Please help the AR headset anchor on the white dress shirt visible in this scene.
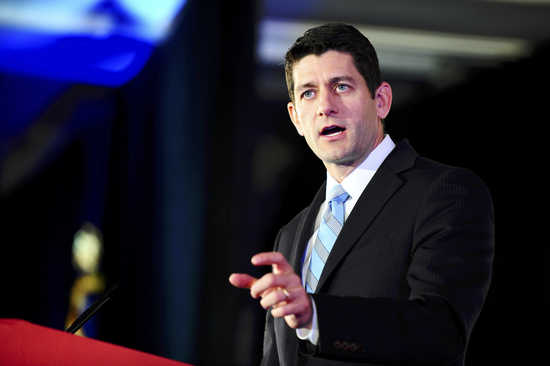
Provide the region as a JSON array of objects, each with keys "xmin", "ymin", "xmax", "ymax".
[{"xmin": 296, "ymin": 135, "xmax": 396, "ymax": 344}]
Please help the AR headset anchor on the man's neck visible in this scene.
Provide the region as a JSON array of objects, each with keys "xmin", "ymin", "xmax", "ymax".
[
  {"xmin": 325, "ymin": 134, "xmax": 385, "ymax": 183},
  {"xmin": 326, "ymin": 164, "xmax": 356, "ymax": 183}
]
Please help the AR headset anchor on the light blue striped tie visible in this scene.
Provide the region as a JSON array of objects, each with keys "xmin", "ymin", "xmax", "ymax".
[{"xmin": 306, "ymin": 185, "xmax": 350, "ymax": 293}]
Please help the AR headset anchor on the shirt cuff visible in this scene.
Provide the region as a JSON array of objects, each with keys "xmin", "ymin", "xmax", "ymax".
[{"xmin": 296, "ymin": 296, "xmax": 319, "ymax": 345}]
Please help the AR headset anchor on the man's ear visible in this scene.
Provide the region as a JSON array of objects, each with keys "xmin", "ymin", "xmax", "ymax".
[
  {"xmin": 375, "ymin": 82, "xmax": 392, "ymax": 119},
  {"xmin": 287, "ymin": 102, "xmax": 304, "ymax": 136}
]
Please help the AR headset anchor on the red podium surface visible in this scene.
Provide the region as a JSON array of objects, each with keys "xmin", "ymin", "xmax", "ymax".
[{"xmin": 0, "ymin": 318, "xmax": 193, "ymax": 366}]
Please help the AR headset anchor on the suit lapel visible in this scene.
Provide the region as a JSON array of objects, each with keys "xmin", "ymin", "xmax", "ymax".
[{"xmin": 316, "ymin": 139, "xmax": 418, "ymax": 291}]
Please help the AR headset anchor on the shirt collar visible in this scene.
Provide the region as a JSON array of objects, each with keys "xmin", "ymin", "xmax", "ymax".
[{"xmin": 326, "ymin": 135, "xmax": 396, "ymax": 201}]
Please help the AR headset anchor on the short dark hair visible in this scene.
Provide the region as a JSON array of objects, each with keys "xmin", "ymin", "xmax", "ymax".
[{"xmin": 284, "ymin": 23, "xmax": 381, "ymax": 102}]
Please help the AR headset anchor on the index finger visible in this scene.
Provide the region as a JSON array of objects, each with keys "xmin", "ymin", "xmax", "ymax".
[
  {"xmin": 251, "ymin": 252, "xmax": 293, "ymax": 273},
  {"xmin": 229, "ymin": 273, "xmax": 257, "ymax": 289}
]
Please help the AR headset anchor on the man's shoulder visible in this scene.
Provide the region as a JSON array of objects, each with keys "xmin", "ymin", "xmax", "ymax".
[
  {"xmin": 272, "ymin": 206, "xmax": 311, "ymax": 254},
  {"xmin": 409, "ymin": 154, "xmax": 488, "ymax": 189},
  {"xmin": 280, "ymin": 206, "xmax": 310, "ymax": 234},
  {"xmin": 396, "ymin": 151, "xmax": 493, "ymax": 216},
  {"xmin": 393, "ymin": 139, "xmax": 488, "ymax": 188}
]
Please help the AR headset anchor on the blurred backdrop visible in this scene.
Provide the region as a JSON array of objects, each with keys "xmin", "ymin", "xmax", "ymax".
[{"xmin": 1, "ymin": 0, "xmax": 548, "ymax": 365}]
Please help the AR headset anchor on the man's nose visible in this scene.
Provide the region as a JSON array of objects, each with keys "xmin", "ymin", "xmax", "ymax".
[{"xmin": 317, "ymin": 89, "xmax": 337, "ymax": 117}]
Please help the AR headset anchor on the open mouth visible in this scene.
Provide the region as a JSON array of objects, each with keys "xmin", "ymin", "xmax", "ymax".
[{"xmin": 320, "ymin": 125, "xmax": 346, "ymax": 136}]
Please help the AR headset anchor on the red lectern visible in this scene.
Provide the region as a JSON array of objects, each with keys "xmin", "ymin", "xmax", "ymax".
[{"xmin": 0, "ymin": 318, "xmax": 193, "ymax": 366}]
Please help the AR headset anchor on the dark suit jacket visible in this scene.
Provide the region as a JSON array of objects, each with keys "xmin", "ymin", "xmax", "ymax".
[{"xmin": 261, "ymin": 140, "xmax": 494, "ymax": 366}]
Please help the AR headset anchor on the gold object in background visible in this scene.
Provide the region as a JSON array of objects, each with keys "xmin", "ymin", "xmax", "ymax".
[{"xmin": 65, "ymin": 223, "xmax": 105, "ymax": 337}]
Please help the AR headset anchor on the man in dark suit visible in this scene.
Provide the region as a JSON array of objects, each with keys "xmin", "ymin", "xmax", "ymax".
[{"xmin": 230, "ymin": 23, "xmax": 494, "ymax": 365}]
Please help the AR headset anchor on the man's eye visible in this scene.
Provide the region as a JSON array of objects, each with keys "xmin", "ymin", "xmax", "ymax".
[
  {"xmin": 336, "ymin": 84, "xmax": 349, "ymax": 92},
  {"xmin": 302, "ymin": 90, "xmax": 315, "ymax": 99}
]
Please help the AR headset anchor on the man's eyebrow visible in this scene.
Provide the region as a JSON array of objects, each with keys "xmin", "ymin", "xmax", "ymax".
[
  {"xmin": 295, "ymin": 82, "xmax": 317, "ymax": 92},
  {"xmin": 329, "ymin": 76, "xmax": 355, "ymax": 84}
]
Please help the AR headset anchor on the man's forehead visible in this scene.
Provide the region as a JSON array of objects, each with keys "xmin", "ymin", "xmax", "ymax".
[{"xmin": 292, "ymin": 51, "xmax": 358, "ymax": 85}]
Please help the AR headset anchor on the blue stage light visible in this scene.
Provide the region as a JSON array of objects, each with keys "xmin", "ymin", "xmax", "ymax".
[{"xmin": 0, "ymin": 0, "xmax": 187, "ymax": 86}]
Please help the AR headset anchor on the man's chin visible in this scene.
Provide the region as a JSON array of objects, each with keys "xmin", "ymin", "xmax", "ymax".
[
  {"xmin": 321, "ymin": 154, "xmax": 358, "ymax": 167},
  {"xmin": 318, "ymin": 148, "xmax": 369, "ymax": 166}
]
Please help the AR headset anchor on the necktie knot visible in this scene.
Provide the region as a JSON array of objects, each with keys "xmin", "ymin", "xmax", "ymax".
[
  {"xmin": 328, "ymin": 185, "xmax": 350, "ymax": 203},
  {"xmin": 330, "ymin": 191, "xmax": 350, "ymax": 205},
  {"xmin": 328, "ymin": 185, "xmax": 349, "ymax": 222}
]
